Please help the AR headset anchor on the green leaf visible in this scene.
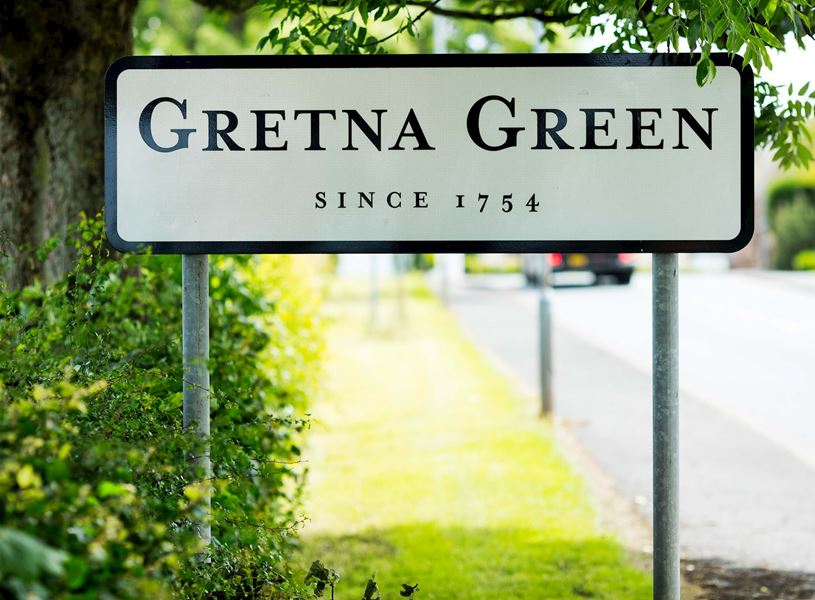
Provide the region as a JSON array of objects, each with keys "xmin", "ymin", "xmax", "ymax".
[
  {"xmin": 754, "ymin": 23, "xmax": 783, "ymax": 48},
  {"xmin": 45, "ymin": 458, "xmax": 70, "ymax": 482},
  {"xmin": 98, "ymin": 481, "xmax": 134, "ymax": 498},
  {"xmin": 712, "ymin": 18, "xmax": 728, "ymax": 40},
  {"xmin": 696, "ymin": 58, "xmax": 711, "ymax": 86},
  {"xmin": 687, "ymin": 18, "xmax": 701, "ymax": 50},
  {"xmin": 759, "ymin": 43, "xmax": 773, "ymax": 69},
  {"xmin": 64, "ymin": 556, "xmax": 90, "ymax": 590},
  {"xmin": 654, "ymin": 0, "xmax": 672, "ymax": 13},
  {"xmin": 363, "ymin": 576, "xmax": 381, "ymax": 600},
  {"xmin": 762, "ymin": 0, "xmax": 778, "ymax": 22},
  {"xmin": 785, "ymin": 3, "xmax": 799, "ymax": 34},
  {"xmin": 16, "ymin": 464, "xmax": 40, "ymax": 489},
  {"xmin": 0, "ymin": 528, "xmax": 67, "ymax": 581}
]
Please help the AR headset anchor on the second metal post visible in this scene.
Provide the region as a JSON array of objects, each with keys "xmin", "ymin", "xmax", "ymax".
[
  {"xmin": 652, "ymin": 253, "xmax": 679, "ymax": 600},
  {"xmin": 539, "ymin": 286, "xmax": 553, "ymax": 417}
]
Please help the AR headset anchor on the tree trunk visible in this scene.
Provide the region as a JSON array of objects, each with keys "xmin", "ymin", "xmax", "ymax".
[
  {"xmin": 0, "ymin": 1, "xmax": 138, "ymax": 289},
  {"xmin": 1, "ymin": 0, "xmax": 252, "ymax": 289}
]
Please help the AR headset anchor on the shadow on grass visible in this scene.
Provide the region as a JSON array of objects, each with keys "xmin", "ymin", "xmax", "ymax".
[
  {"xmin": 683, "ymin": 559, "xmax": 815, "ymax": 600},
  {"xmin": 299, "ymin": 523, "xmax": 651, "ymax": 600}
]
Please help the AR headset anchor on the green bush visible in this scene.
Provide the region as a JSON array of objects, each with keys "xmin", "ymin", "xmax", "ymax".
[
  {"xmin": 792, "ymin": 249, "xmax": 815, "ymax": 270},
  {"xmin": 771, "ymin": 197, "xmax": 815, "ymax": 269},
  {"xmin": 0, "ymin": 216, "xmax": 323, "ymax": 598}
]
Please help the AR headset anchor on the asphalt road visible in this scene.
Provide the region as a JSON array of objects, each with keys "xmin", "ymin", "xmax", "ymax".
[{"xmin": 445, "ymin": 270, "xmax": 815, "ymax": 572}]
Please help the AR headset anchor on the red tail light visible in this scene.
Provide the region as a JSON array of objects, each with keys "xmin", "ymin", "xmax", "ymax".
[
  {"xmin": 549, "ymin": 253, "xmax": 563, "ymax": 267},
  {"xmin": 617, "ymin": 253, "xmax": 636, "ymax": 264}
]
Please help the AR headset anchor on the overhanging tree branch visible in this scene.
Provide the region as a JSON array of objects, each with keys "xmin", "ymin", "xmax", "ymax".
[{"xmin": 405, "ymin": 1, "xmax": 575, "ymax": 23}]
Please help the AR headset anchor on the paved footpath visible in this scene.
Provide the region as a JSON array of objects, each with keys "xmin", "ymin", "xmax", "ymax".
[{"xmin": 445, "ymin": 272, "xmax": 815, "ymax": 573}]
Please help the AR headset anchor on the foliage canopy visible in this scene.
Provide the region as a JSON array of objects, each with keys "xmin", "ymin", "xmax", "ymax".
[{"xmin": 253, "ymin": 0, "xmax": 815, "ymax": 169}]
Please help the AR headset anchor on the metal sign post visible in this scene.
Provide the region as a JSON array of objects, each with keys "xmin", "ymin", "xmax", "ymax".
[
  {"xmin": 538, "ymin": 276, "xmax": 553, "ymax": 417},
  {"xmin": 652, "ymin": 253, "xmax": 679, "ymax": 600},
  {"xmin": 182, "ymin": 254, "xmax": 211, "ymax": 546}
]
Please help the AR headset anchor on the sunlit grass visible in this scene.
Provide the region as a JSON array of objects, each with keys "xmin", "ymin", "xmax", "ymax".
[{"xmin": 296, "ymin": 274, "xmax": 650, "ymax": 599}]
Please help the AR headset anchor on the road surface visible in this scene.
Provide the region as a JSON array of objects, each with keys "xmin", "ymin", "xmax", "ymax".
[{"xmin": 445, "ymin": 270, "xmax": 815, "ymax": 572}]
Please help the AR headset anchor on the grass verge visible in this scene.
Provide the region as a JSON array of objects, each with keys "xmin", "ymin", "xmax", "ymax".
[{"xmin": 296, "ymin": 275, "xmax": 651, "ymax": 599}]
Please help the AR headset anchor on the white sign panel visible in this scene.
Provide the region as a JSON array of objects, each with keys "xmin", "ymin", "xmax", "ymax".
[{"xmin": 104, "ymin": 54, "xmax": 752, "ymax": 253}]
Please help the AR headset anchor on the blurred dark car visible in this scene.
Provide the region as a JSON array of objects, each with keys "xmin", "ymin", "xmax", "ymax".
[{"xmin": 522, "ymin": 253, "xmax": 636, "ymax": 286}]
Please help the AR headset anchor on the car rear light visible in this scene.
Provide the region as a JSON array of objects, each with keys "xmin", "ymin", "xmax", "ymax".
[
  {"xmin": 617, "ymin": 253, "xmax": 636, "ymax": 264},
  {"xmin": 549, "ymin": 253, "xmax": 563, "ymax": 267}
]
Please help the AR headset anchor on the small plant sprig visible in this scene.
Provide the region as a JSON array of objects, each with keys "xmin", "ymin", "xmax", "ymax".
[
  {"xmin": 362, "ymin": 576, "xmax": 380, "ymax": 600},
  {"xmin": 304, "ymin": 562, "xmax": 420, "ymax": 599}
]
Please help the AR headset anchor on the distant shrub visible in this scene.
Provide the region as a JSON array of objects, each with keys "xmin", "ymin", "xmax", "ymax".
[
  {"xmin": 770, "ymin": 197, "xmax": 815, "ymax": 269},
  {"xmin": 0, "ymin": 215, "xmax": 323, "ymax": 598},
  {"xmin": 464, "ymin": 253, "xmax": 521, "ymax": 275}
]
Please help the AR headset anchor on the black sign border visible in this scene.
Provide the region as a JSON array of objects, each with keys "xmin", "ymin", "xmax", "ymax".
[{"xmin": 105, "ymin": 53, "xmax": 754, "ymax": 254}]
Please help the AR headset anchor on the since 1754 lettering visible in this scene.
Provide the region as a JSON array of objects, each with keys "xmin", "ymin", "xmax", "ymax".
[{"xmin": 313, "ymin": 191, "xmax": 540, "ymax": 213}]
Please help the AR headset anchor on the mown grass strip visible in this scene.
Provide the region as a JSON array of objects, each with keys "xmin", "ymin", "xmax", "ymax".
[{"xmin": 297, "ymin": 276, "xmax": 651, "ymax": 599}]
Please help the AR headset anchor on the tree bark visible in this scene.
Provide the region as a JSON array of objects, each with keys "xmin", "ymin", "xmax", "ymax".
[{"xmin": 0, "ymin": 1, "xmax": 138, "ymax": 288}]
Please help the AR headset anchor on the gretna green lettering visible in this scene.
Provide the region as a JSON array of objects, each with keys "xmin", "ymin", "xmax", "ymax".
[{"xmin": 139, "ymin": 95, "xmax": 718, "ymax": 153}]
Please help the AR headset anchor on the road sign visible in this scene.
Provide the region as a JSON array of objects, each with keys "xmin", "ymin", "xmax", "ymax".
[{"xmin": 105, "ymin": 53, "xmax": 753, "ymax": 254}]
